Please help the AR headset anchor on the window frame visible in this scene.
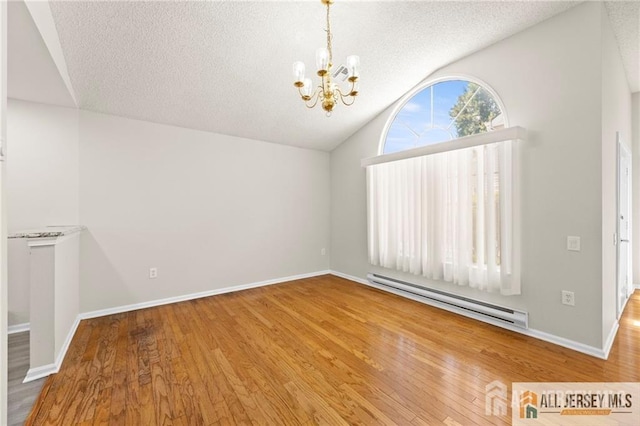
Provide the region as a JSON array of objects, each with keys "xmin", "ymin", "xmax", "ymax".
[
  {"xmin": 367, "ymin": 75, "xmax": 521, "ymax": 294},
  {"xmin": 378, "ymin": 75, "xmax": 509, "ymax": 156}
]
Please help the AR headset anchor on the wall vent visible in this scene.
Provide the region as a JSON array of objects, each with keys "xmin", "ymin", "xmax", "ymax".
[{"xmin": 367, "ymin": 273, "xmax": 528, "ymax": 329}]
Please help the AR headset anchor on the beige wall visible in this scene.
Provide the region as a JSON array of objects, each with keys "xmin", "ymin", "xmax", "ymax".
[
  {"xmin": 26, "ymin": 234, "xmax": 80, "ymax": 372},
  {"xmin": 7, "ymin": 239, "xmax": 28, "ymax": 325},
  {"xmin": 78, "ymin": 110, "xmax": 330, "ymax": 313},
  {"xmin": 7, "ymin": 99, "xmax": 79, "ymax": 326},
  {"xmin": 331, "ymin": 2, "xmax": 624, "ymax": 349},
  {"xmin": 8, "ymin": 100, "xmax": 330, "ymax": 319},
  {"xmin": 632, "ymin": 92, "xmax": 640, "ymax": 285},
  {"xmin": 600, "ymin": 3, "xmax": 632, "ymax": 345},
  {"xmin": 7, "ymin": 99, "xmax": 79, "ymax": 231},
  {"xmin": 53, "ymin": 235, "xmax": 79, "ymax": 359}
]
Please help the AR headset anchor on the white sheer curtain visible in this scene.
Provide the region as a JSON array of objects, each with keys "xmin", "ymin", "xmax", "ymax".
[{"xmin": 367, "ymin": 141, "xmax": 520, "ymax": 295}]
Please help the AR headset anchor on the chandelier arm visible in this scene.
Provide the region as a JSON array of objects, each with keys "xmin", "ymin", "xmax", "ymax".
[
  {"xmin": 342, "ymin": 96, "xmax": 356, "ymax": 107},
  {"xmin": 303, "ymin": 88, "xmax": 323, "ymax": 109},
  {"xmin": 335, "ymin": 86, "xmax": 356, "ymax": 106},
  {"xmin": 297, "ymin": 84, "xmax": 323, "ymax": 101},
  {"xmin": 339, "ymin": 95, "xmax": 356, "ymax": 107},
  {"xmin": 336, "ymin": 79, "xmax": 357, "ymax": 95}
]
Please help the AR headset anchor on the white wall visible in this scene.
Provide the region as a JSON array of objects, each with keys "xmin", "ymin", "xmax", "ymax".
[
  {"xmin": 25, "ymin": 232, "xmax": 80, "ymax": 378},
  {"xmin": 22, "ymin": 0, "xmax": 77, "ymax": 106},
  {"xmin": 7, "ymin": 239, "xmax": 28, "ymax": 325},
  {"xmin": 79, "ymin": 110, "xmax": 330, "ymax": 313},
  {"xmin": 331, "ymin": 2, "xmax": 616, "ymax": 349},
  {"xmin": 24, "ymin": 235, "xmax": 80, "ymax": 372},
  {"xmin": 600, "ymin": 4, "xmax": 632, "ymax": 345},
  {"xmin": 1, "ymin": 3, "xmax": 8, "ymax": 420},
  {"xmin": 7, "ymin": 99, "xmax": 79, "ymax": 231},
  {"xmin": 7, "ymin": 99, "xmax": 330, "ymax": 320},
  {"xmin": 28, "ymin": 243, "xmax": 54, "ymax": 367},
  {"xmin": 53, "ymin": 234, "xmax": 79, "ymax": 359},
  {"xmin": 7, "ymin": 99, "xmax": 79, "ymax": 326},
  {"xmin": 632, "ymin": 92, "xmax": 640, "ymax": 285}
]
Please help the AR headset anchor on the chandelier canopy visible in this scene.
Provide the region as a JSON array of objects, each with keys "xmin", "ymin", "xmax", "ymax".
[{"xmin": 293, "ymin": 0, "xmax": 360, "ymax": 117}]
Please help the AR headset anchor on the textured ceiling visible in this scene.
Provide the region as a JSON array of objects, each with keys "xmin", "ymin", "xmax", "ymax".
[
  {"xmin": 28, "ymin": 1, "xmax": 633, "ymax": 151},
  {"xmin": 605, "ymin": 1, "xmax": 640, "ymax": 93}
]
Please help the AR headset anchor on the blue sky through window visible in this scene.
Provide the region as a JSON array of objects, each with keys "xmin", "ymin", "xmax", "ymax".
[{"xmin": 384, "ymin": 80, "xmax": 474, "ymax": 154}]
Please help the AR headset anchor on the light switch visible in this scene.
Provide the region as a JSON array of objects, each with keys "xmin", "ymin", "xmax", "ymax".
[{"xmin": 567, "ymin": 236, "xmax": 581, "ymax": 252}]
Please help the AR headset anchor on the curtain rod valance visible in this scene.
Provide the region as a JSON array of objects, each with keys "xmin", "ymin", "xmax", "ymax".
[{"xmin": 361, "ymin": 126, "xmax": 527, "ymax": 168}]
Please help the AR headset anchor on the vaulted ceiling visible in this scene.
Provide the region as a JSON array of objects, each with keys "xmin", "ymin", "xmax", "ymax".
[{"xmin": 8, "ymin": 1, "xmax": 640, "ymax": 151}]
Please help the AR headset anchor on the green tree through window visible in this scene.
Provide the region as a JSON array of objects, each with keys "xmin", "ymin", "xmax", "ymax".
[
  {"xmin": 449, "ymin": 82, "xmax": 501, "ymax": 137},
  {"xmin": 383, "ymin": 79, "xmax": 503, "ymax": 154}
]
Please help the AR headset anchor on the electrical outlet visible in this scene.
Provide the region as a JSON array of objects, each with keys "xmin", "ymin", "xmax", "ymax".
[
  {"xmin": 562, "ymin": 290, "xmax": 575, "ymax": 306},
  {"xmin": 321, "ymin": 248, "xmax": 326, "ymax": 256},
  {"xmin": 567, "ymin": 236, "xmax": 581, "ymax": 251},
  {"xmin": 149, "ymin": 267, "xmax": 158, "ymax": 279}
]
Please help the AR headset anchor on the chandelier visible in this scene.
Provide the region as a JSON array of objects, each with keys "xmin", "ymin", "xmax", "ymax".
[{"xmin": 292, "ymin": 0, "xmax": 360, "ymax": 117}]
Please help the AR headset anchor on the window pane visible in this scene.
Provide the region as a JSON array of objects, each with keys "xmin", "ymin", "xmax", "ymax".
[
  {"xmin": 384, "ymin": 79, "xmax": 502, "ymax": 154},
  {"xmin": 384, "ymin": 122, "xmax": 420, "ymax": 153}
]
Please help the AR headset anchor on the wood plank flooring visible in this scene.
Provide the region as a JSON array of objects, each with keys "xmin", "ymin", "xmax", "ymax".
[
  {"xmin": 26, "ymin": 275, "xmax": 640, "ymax": 425},
  {"xmin": 8, "ymin": 331, "xmax": 46, "ymax": 426}
]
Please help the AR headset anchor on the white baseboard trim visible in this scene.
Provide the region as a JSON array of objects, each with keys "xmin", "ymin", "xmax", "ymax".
[
  {"xmin": 23, "ymin": 315, "xmax": 82, "ymax": 383},
  {"xmin": 602, "ymin": 321, "xmax": 620, "ymax": 360},
  {"xmin": 55, "ymin": 316, "xmax": 81, "ymax": 370},
  {"xmin": 634, "ymin": 283, "xmax": 640, "ymax": 290},
  {"xmin": 80, "ymin": 270, "xmax": 331, "ymax": 320},
  {"xmin": 23, "ymin": 363, "xmax": 57, "ymax": 383},
  {"xmin": 330, "ymin": 270, "xmax": 369, "ymax": 286},
  {"xmin": 526, "ymin": 328, "xmax": 608, "ymax": 360},
  {"xmin": 8, "ymin": 322, "xmax": 30, "ymax": 334},
  {"xmin": 330, "ymin": 270, "xmax": 610, "ymax": 360}
]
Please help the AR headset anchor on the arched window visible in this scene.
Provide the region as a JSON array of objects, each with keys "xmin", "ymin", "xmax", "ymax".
[
  {"xmin": 367, "ymin": 77, "xmax": 520, "ymax": 295},
  {"xmin": 382, "ymin": 79, "xmax": 505, "ymax": 154}
]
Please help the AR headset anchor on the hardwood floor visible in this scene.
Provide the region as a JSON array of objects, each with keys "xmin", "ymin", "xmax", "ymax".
[
  {"xmin": 8, "ymin": 331, "xmax": 46, "ymax": 426},
  {"xmin": 27, "ymin": 275, "xmax": 640, "ymax": 425}
]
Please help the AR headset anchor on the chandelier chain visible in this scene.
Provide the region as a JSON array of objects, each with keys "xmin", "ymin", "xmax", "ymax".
[{"xmin": 326, "ymin": 2, "xmax": 332, "ymax": 65}]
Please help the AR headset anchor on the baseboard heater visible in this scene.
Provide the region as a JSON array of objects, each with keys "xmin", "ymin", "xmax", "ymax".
[{"xmin": 367, "ymin": 273, "xmax": 528, "ymax": 329}]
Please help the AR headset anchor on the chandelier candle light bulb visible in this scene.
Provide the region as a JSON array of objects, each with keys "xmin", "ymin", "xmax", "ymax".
[
  {"xmin": 293, "ymin": 62, "xmax": 305, "ymax": 86},
  {"xmin": 301, "ymin": 78, "xmax": 313, "ymax": 100},
  {"xmin": 292, "ymin": 0, "xmax": 360, "ymax": 115},
  {"xmin": 346, "ymin": 55, "xmax": 360, "ymax": 79},
  {"xmin": 316, "ymin": 48, "xmax": 330, "ymax": 74}
]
